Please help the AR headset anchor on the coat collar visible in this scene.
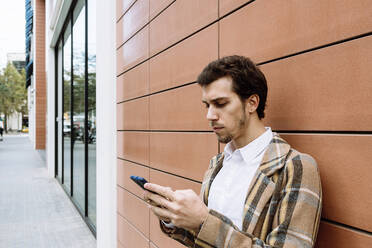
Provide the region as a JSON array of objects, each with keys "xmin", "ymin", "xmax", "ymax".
[
  {"xmin": 214, "ymin": 133, "xmax": 291, "ymax": 177},
  {"xmin": 203, "ymin": 133, "xmax": 291, "ymax": 207}
]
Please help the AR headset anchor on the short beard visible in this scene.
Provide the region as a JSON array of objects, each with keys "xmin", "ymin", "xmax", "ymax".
[
  {"xmin": 217, "ymin": 134, "xmax": 233, "ymax": 144},
  {"xmin": 217, "ymin": 105, "xmax": 247, "ymax": 144}
]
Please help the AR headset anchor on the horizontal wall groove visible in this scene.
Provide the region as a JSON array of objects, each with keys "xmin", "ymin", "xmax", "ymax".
[
  {"xmin": 117, "ymin": 20, "xmax": 220, "ymax": 76},
  {"xmin": 117, "ymin": 184, "xmax": 145, "ymax": 203},
  {"xmin": 117, "ymin": 130, "xmax": 372, "ymax": 136},
  {"xmin": 117, "ymin": 22, "xmax": 148, "ymax": 50},
  {"xmin": 117, "ymin": 210, "xmax": 149, "ymax": 239},
  {"xmin": 117, "ymin": 157, "xmax": 150, "ymax": 169},
  {"xmin": 116, "ymin": 81, "xmax": 196, "ymax": 104},
  {"xmin": 257, "ymin": 32, "xmax": 372, "ymax": 66},
  {"xmin": 117, "ymin": 130, "xmax": 212, "ymax": 133},
  {"xmin": 117, "ymin": 0, "xmax": 137, "ymax": 23},
  {"xmin": 276, "ymin": 130, "xmax": 372, "ymax": 135},
  {"xmin": 322, "ymin": 218, "xmax": 372, "ymax": 237},
  {"xmin": 219, "ymin": 0, "xmax": 256, "ymax": 19},
  {"xmin": 117, "ymin": 158, "xmax": 203, "ymax": 184},
  {"xmin": 117, "ymin": 0, "xmax": 176, "ymax": 48},
  {"xmin": 149, "ymin": 0, "xmax": 176, "ymax": 23}
]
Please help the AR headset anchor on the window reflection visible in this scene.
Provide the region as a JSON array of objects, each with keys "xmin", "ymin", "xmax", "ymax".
[
  {"xmin": 87, "ymin": 0, "xmax": 96, "ymax": 227},
  {"xmin": 63, "ymin": 21, "xmax": 72, "ymax": 193},
  {"xmin": 72, "ymin": 1, "xmax": 86, "ymax": 212}
]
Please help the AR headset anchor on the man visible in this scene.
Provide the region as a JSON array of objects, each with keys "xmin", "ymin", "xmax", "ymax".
[
  {"xmin": 144, "ymin": 55, "xmax": 322, "ymax": 247},
  {"xmin": 0, "ymin": 120, "xmax": 4, "ymax": 141}
]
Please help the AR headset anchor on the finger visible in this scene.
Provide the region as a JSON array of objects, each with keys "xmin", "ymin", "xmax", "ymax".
[
  {"xmin": 144, "ymin": 183, "xmax": 175, "ymax": 201},
  {"xmin": 147, "ymin": 192, "xmax": 176, "ymax": 210},
  {"xmin": 151, "ymin": 205, "xmax": 174, "ymax": 221}
]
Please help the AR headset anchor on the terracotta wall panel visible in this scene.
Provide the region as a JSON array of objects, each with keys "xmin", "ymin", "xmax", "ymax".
[
  {"xmin": 150, "ymin": 242, "xmax": 159, "ymax": 248},
  {"xmin": 149, "ymin": 169, "xmax": 201, "ymax": 194},
  {"xmin": 220, "ymin": 0, "xmax": 372, "ymax": 62},
  {"xmin": 117, "ymin": 61, "xmax": 149, "ymax": 102},
  {"xmin": 119, "ymin": 25, "xmax": 149, "ymax": 73},
  {"xmin": 118, "ymin": 240, "xmax": 125, "ymax": 248},
  {"xmin": 149, "ymin": 84, "xmax": 209, "ymax": 130},
  {"xmin": 149, "ymin": 0, "xmax": 218, "ymax": 56},
  {"xmin": 117, "ymin": 159, "xmax": 150, "ymax": 196},
  {"xmin": 219, "ymin": 0, "xmax": 251, "ymax": 16},
  {"xmin": 262, "ymin": 36, "xmax": 372, "ymax": 131},
  {"xmin": 117, "ymin": 215, "xmax": 150, "ymax": 248},
  {"xmin": 120, "ymin": 0, "xmax": 149, "ymax": 45},
  {"xmin": 149, "ymin": 0, "xmax": 174, "ymax": 20},
  {"xmin": 116, "ymin": 17, "xmax": 124, "ymax": 48},
  {"xmin": 117, "ymin": 131, "xmax": 149, "ymax": 165},
  {"xmin": 117, "ymin": 97, "xmax": 149, "ymax": 130},
  {"xmin": 149, "ymin": 132, "xmax": 218, "ymax": 181},
  {"xmin": 117, "ymin": 186, "xmax": 150, "ymax": 237},
  {"xmin": 117, "ymin": 46, "xmax": 124, "ymax": 76},
  {"xmin": 149, "ymin": 212, "xmax": 187, "ymax": 248},
  {"xmin": 149, "ymin": 24, "xmax": 218, "ymax": 93},
  {"xmin": 117, "ymin": 0, "xmax": 137, "ymax": 21},
  {"xmin": 315, "ymin": 221, "xmax": 372, "ymax": 247},
  {"xmin": 280, "ymin": 134, "xmax": 372, "ymax": 232}
]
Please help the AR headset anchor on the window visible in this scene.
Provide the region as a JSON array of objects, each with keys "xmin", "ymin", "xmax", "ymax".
[{"xmin": 55, "ymin": 0, "xmax": 96, "ymax": 232}]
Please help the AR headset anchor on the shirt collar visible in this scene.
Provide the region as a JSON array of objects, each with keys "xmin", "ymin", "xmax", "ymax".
[{"xmin": 224, "ymin": 127, "xmax": 273, "ymax": 164}]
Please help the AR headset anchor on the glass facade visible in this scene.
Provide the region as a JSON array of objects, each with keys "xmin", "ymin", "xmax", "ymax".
[
  {"xmin": 72, "ymin": 1, "xmax": 86, "ymax": 212},
  {"xmin": 87, "ymin": 0, "xmax": 96, "ymax": 226},
  {"xmin": 55, "ymin": 0, "xmax": 96, "ymax": 231},
  {"xmin": 63, "ymin": 21, "xmax": 72, "ymax": 193}
]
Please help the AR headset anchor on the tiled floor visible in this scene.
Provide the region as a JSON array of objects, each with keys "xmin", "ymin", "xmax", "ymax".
[{"xmin": 0, "ymin": 134, "xmax": 96, "ymax": 248}]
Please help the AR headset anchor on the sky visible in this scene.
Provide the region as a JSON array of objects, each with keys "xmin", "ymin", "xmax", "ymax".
[{"xmin": 0, "ymin": 0, "xmax": 25, "ymax": 70}]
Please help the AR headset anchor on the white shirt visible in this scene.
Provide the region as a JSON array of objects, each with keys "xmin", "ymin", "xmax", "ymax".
[{"xmin": 207, "ymin": 127, "xmax": 273, "ymax": 230}]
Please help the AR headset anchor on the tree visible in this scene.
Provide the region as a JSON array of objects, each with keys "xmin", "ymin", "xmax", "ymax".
[{"xmin": 0, "ymin": 63, "xmax": 27, "ymax": 131}]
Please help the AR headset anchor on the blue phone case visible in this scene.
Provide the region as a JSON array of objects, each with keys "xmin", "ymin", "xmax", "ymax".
[{"xmin": 130, "ymin": 175, "xmax": 157, "ymax": 194}]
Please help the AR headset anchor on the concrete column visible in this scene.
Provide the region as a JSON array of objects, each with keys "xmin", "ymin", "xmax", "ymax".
[{"xmin": 96, "ymin": 0, "xmax": 117, "ymax": 246}]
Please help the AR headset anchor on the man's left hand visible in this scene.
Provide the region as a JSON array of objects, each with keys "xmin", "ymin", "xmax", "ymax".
[{"xmin": 144, "ymin": 183, "xmax": 208, "ymax": 233}]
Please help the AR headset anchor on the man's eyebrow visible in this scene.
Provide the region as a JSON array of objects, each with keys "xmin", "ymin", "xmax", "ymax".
[{"xmin": 202, "ymin": 97, "xmax": 229, "ymax": 104}]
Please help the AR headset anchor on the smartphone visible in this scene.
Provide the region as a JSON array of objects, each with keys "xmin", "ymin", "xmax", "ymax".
[{"xmin": 130, "ymin": 175, "xmax": 156, "ymax": 194}]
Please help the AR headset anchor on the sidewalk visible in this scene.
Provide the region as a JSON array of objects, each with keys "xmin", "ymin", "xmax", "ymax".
[{"xmin": 0, "ymin": 135, "xmax": 96, "ymax": 248}]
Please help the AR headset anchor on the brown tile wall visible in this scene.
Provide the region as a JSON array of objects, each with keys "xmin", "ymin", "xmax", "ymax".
[
  {"xmin": 34, "ymin": 0, "xmax": 46, "ymax": 150},
  {"xmin": 116, "ymin": 0, "xmax": 372, "ymax": 246}
]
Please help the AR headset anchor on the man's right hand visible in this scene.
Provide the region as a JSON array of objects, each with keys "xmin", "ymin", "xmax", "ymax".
[{"xmin": 143, "ymin": 183, "xmax": 208, "ymax": 233}]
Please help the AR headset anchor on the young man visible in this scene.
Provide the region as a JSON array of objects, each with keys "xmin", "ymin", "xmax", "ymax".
[{"xmin": 144, "ymin": 55, "xmax": 322, "ymax": 247}]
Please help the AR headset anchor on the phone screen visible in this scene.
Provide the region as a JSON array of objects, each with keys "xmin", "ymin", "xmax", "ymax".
[{"xmin": 130, "ymin": 175, "xmax": 157, "ymax": 194}]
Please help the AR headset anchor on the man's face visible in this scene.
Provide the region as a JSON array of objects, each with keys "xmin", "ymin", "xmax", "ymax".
[{"xmin": 201, "ymin": 77, "xmax": 247, "ymax": 144}]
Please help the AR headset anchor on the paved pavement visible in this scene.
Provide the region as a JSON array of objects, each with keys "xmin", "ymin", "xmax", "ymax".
[{"xmin": 0, "ymin": 134, "xmax": 96, "ymax": 248}]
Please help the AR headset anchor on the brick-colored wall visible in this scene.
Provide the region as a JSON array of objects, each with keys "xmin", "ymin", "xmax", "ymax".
[
  {"xmin": 116, "ymin": 0, "xmax": 372, "ymax": 247},
  {"xmin": 34, "ymin": 0, "xmax": 46, "ymax": 150}
]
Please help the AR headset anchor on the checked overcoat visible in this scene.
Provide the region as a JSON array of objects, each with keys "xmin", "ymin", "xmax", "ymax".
[{"xmin": 161, "ymin": 133, "xmax": 322, "ymax": 248}]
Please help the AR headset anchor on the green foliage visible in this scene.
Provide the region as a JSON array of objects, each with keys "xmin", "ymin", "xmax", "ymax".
[{"xmin": 0, "ymin": 63, "xmax": 27, "ymax": 119}]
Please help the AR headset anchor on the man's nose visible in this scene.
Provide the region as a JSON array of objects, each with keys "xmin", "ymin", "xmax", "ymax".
[{"xmin": 206, "ymin": 107, "xmax": 218, "ymax": 121}]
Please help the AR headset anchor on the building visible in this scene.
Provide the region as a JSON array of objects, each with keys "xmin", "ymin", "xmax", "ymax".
[
  {"xmin": 27, "ymin": 0, "xmax": 372, "ymax": 247},
  {"xmin": 7, "ymin": 53, "xmax": 26, "ymax": 73}
]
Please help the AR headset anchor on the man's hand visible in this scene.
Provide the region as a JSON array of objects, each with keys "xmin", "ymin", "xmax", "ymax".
[{"xmin": 143, "ymin": 183, "xmax": 208, "ymax": 233}]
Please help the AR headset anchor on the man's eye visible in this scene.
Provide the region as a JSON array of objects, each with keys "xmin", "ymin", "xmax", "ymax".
[
  {"xmin": 215, "ymin": 102, "xmax": 226, "ymax": 108},
  {"xmin": 204, "ymin": 104, "xmax": 209, "ymax": 108}
]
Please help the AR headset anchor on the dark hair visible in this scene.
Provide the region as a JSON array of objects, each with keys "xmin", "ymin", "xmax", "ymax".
[{"xmin": 197, "ymin": 55, "xmax": 268, "ymax": 119}]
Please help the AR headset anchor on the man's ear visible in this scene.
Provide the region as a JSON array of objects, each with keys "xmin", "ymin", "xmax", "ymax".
[{"xmin": 245, "ymin": 94, "xmax": 260, "ymax": 114}]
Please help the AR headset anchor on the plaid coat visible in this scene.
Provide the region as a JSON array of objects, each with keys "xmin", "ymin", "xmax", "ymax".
[{"xmin": 161, "ymin": 133, "xmax": 322, "ymax": 247}]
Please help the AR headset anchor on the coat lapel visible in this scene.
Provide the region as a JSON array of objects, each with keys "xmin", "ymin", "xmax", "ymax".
[
  {"xmin": 242, "ymin": 133, "xmax": 291, "ymax": 233},
  {"xmin": 201, "ymin": 153, "xmax": 224, "ymax": 205}
]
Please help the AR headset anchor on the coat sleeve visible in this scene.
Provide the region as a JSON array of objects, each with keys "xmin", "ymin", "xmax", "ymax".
[{"xmin": 193, "ymin": 154, "xmax": 322, "ymax": 248}]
